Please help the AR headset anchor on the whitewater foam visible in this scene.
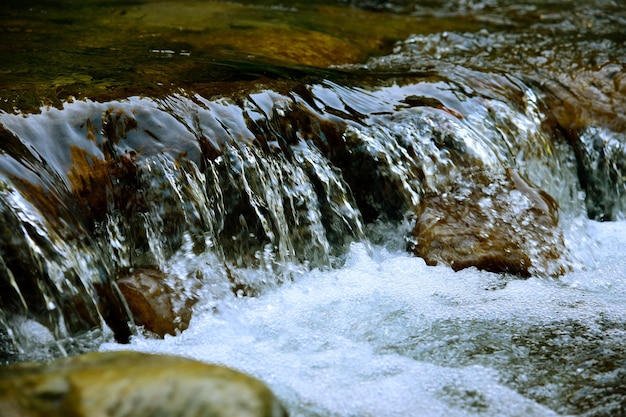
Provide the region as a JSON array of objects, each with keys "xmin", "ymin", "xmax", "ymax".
[{"xmin": 100, "ymin": 219, "xmax": 626, "ymax": 416}]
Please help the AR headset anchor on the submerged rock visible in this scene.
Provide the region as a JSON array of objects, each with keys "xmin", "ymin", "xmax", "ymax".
[
  {"xmin": 410, "ymin": 168, "xmax": 567, "ymax": 277},
  {"xmin": 116, "ymin": 268, "xmax": 199, "ymax": 338},
  {"xmin": 0, "ymin": 350, "xmax": 287, "ymax": 417}
]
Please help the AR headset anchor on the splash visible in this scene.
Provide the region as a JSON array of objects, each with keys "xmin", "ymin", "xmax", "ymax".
[{"xmin": 0, "ymin": 64, "xmax": 617, "ymax": 360}]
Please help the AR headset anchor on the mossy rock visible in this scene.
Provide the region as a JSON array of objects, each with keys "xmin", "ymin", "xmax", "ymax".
[{"xmin": 0, "ymin": 350, "xmax": 287, "ymax": 417}]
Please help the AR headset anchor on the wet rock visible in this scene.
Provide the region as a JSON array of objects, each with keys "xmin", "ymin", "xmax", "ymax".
[
  {"xmin": 541, "ymin": 63, "xmax": 626, "ymax": 221},
  {"xmin": 410, "ymin": 169, "xmax": 567, "ymax": 277},
  {"xmin": 568, "ymin": 127, "xmax": 626, "ymax": 222},
  {"xmin": 0, "ymin": 350, "xmax": 287, "ymax": 417},
  {"xmin": 116, "ymin": 268, "xmax": 199, "ymax": 338},
  {"xmin": 67, "ymin": 110, "xmax": 143, "ymax": 224}
]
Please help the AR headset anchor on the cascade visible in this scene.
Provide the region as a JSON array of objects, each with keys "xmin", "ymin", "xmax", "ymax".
[
  {"xmin": 0, "ymin": 67, "xmax": 620, "ymax": 359},
  {"xmin": 1, "ymin": 0, "xmax": 625, "ymax": 415}
]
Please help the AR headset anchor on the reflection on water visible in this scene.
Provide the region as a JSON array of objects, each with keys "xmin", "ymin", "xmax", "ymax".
[
  {"xmin": 1, "ymin": 0, "xmax": 626, "ymax": 416},
  {"xmin": 0, "ymin": 0, "xmax": 481, "ymax": 111}
]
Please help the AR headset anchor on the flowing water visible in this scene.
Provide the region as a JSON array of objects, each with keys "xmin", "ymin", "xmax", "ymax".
[{"xmin": 1, "ymin": 0, "xmax": 626, "ymax": 416}]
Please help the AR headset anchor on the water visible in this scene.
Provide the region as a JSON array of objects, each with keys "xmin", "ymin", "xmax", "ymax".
[
  {"xmin": 100, "ymin": 222, "xmax": 626, "ymax": 417},
  {"xmin": 2, "ymin": 78, "xmax": 624, "ymax": 415},
  {"xmin": 1, "ymin": 0, "xmax": 626, "ymax": 415}
]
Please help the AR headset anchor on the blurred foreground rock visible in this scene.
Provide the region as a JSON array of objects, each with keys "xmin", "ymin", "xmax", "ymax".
[
  {"xmin": 0, "ymin": 350, "xmax": 287, "ymax": 417},
  {"xmin": 411, "ymin": 169, "xmax": 567, "ymax": 277}
]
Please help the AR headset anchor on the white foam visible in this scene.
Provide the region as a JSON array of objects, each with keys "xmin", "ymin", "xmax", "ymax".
[{"xmin": 101, "ymin": 219, "xmax": 626, "ymax": 416}]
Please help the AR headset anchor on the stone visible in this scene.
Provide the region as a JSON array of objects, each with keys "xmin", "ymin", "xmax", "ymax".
[
  {"xmin": 116, "ymin": 268, "xmax": 199, "ymax": 338},
  {"xmin": 410, "ymin": 168, "xmax": 567, "ymax": 277},
  {"xmin": 67, "ymin": 110, "xmax": 142, "ymax": 224},
  {"xmin": 0, "ymin": 350, "xmax": 287, "ymax": 417}
]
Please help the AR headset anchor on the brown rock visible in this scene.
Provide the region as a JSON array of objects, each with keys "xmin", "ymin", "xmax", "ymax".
[
  {"xmin": 0, "ymin": 350, "xmax": 287, "ymax": 417},
  {"xmin": 410, "ymin": 168, "xmax": 567, "ymax": 277},
  {"xmin": 67, "ymin": 111, "xmax": 142, "ymax": 224},
  {"xmin": 116, "ymin": 268, "xmax": 198, "ymax": 337}
]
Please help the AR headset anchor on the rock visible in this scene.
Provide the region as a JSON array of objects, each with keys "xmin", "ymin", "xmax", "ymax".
[
  {"xmin": 410, "ymin": 168, "xmax": 567, "ymax": 277},
  {"xmin": 116, "ymin": 268, "xmax": 199, "ymax": 338},
  {"xmin": 0, "ymin": 350, "xmax": 287, "ymax": 417},
  {"xmin": 67, "ymin": 111, "xmax": 142, "ymax": 224},
  {"xmin": 542, "ymin": 63, "xmax": 626, "ymax": 221}
]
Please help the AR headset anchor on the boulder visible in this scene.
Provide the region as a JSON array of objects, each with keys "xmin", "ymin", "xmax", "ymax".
[
  {"xmin": 410, "ymin": 168, "xmax": 567, "ymax": 277},
  {"xmin": 116, "ymin": 268, "xmax": 199, "ymax": 338},
  {"xmin": 0, "ymin": 350, "xmax": 287, "ymax": 417}
]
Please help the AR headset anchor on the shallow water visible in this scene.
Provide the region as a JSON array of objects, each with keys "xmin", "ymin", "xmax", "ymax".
[
  {"xmin": 0, "ymin": 0, "xmax": 480, "ymax": 112},
  {"xmin": 1, "ymin": 0, "xmax": 626, "ymax": 415},
  {"xmin": 97, "ymin": 219, "xmax": 626, "ymax": 417}
]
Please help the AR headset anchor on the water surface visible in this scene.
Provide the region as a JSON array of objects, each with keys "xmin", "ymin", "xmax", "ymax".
[{"xmin": 1, "ymin": 0, "xmax": 626, "ymax": 416}]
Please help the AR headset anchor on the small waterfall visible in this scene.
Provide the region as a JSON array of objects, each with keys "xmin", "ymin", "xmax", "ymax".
[
  {"xmin": 0, "ymin": 164, "xmax": 120, "ymax": 361},
  {"xmin": 0, "ymin": 90, "xmax": 369, "ymax": 361},
  {"xmin": 353, "ymin": 22, "xmax": 626, "ymax": 220},
  {"xmin": 2, "ymin": 1, "xmax": 626, "ymax": 415},
  {"xmin": 0, "ymin": 64, "xmax": 623, "ymax": 361}
]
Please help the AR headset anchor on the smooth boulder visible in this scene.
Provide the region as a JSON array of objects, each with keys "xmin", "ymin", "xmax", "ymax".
[
  {"xmin": 0, "ymin": 350, "xmax": 287, "ymax": 417},
  {"xmin": 116, "ymin": 268, "xmax": 199, "ymax": 338},
  {"xmin": 411, "ymin": 168, "xmax": 567, "ymax": 277}
]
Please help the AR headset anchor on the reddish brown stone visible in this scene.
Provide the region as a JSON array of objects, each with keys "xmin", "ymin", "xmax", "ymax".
[
  {"xmin": 116, "ymin": 268, "xmax": 198, "ymax": 337},
  {"xmin": 410, "ymin": 169, "xmax": 567, "ymax": 277}
]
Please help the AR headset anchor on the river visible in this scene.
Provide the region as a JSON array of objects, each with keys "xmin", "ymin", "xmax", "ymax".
[{"xmin": 1, "ymin": 0, "xmax": 625, "ymax": 416}]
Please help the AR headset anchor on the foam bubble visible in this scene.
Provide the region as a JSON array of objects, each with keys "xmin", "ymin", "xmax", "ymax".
[{"xmin": 101, "ymin": 218, "xmax": 626, "ymax": 416}]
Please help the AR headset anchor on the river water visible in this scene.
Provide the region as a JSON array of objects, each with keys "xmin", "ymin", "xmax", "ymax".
[{"xmin": 1, "ymin": 0, "xmax": 626, "ymax": 416}]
